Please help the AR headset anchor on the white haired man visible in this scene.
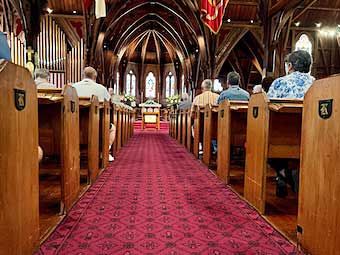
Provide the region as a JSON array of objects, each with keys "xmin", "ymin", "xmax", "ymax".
[
  {"xmin": 73, "ymin": 67, "xmax": 115, "ymax": 162},
  {"xmin": 190, "ymin": 79, "xmax": 219, "ymax": 153},
  {"xmin": 34, "ymin": 68, "xmax": 57, "ymax": 89}
]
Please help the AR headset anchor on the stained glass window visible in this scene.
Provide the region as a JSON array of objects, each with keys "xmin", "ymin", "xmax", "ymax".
[
  {"xmin": 145, "ymin": 72, "xmax": 156, "ymax": 98},
  {"xmin": 166, "ymin": 72, "xmax": 176, "ymax": 97},
  {"xmin": 114, "ymin": 72, "xmax": 120, "ymax": 94},
  {"xmin": 126, "ymin": 70, "xmax": 136, "ymax": 96},
  {"xmin": 295, "ymin": 34, "xmax": 312, "ymax": 55},
  {"xmin": 181, "ymin": 74, "xmax": 187, "ymax": 94}
]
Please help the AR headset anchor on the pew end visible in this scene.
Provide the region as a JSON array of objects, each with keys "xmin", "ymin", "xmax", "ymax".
[
  {"xmin": 298, "ymin": 76, "xmax": 340, "ymax": 254},
  {"xmin": 0, "ymin": 61, "xmax": 40, "ymax": 255}
]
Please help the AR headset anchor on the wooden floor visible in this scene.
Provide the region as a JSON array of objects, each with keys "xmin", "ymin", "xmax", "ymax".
[
  {"xmin": 39, "ymin": 166, "xmax": 88, "ymax": 241},
  {"xmin": 228, "ymin": 166, "xmax": 298, "ymax": 243}
]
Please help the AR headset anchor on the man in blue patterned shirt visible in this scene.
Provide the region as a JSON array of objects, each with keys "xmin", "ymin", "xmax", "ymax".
[
  {"xmin": 266, "ymin": 50, "xmax": 315, "ymax": 197},
  {"xmin": 267, "ymin": 50, "xmax": 315, "ymax": 99}
]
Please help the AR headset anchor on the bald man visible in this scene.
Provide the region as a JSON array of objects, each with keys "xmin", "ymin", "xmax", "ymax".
[
  {"xmin": 73, "ymin": 67, "xmax": 111, "ymax": 102},
  {"xmin": 73, "ymin": 67, "xmax": 115, "ymax": 162}
]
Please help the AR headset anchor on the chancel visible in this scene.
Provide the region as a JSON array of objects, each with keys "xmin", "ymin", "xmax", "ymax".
[{"xmin": 1, "ymin": 1, "xmax": 340, "ymax": 255}]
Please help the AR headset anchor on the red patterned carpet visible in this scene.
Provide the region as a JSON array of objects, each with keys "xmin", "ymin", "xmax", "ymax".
[{"xmin": 36, "ymin": 131, "xmax": 301, "ymax": 255}]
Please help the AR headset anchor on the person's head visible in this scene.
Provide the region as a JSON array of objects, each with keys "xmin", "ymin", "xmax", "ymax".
[
  {"xmin": 34, "ymin": 68, "xmax": 50, "ymax": 81},
  {"xmin": 261, "ymin": 76, "xmax": 274, "ymax": 93},
  {"xmin": 83, "ymin": 66, "xmax": 97, "ymax": 81},
  {"xmin": 227, "ymin": 72, "xmax": 241, "ymax": 87},
  {"xmin": 108, "ymin": 88, "xmax": 114, "ymax": 96},
  {"xmin": 285, "ymin": 50, "xmax": 312, "ymax": 74},
  {"xmin": 201, "ymin": 79, "xmax": 213, "ymax": 92},
  {"xmin": 181, "ymin": 93, "xmax": 189, "ymax": 101}
]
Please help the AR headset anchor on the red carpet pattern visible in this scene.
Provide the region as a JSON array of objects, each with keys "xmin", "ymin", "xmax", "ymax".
[{"xmin": 36, "ymin": 131, "xmax": 301, "ymax": 255}]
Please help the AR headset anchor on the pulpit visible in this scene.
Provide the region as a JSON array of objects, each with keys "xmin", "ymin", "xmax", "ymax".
[{"xmin": 139, "ymin": 101, "xmax": 162, "ymax": 130}]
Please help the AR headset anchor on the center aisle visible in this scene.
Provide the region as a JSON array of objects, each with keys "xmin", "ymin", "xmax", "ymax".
[{"xmin": 37, "ymin": 131, "xmax": 300, "ymax": 255}]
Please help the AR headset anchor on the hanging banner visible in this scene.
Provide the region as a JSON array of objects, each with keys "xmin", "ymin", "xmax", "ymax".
[
  {"xmin": 95, "ymin": 0, "xmax": 106, "ymax": 19},
  {"xmin": 201, "ymin": 0, "xmax": 229, "ymax": 34}
]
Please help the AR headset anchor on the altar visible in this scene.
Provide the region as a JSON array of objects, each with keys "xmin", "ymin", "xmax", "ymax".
[{"xmin": 139, "ymin": 100, "xmax": 162, "ymax": 130}]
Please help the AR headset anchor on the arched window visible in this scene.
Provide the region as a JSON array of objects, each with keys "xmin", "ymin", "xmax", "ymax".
[
  {"xmin": 181, "ymin": 74, "xmax": 187, "ymax": 94},
  {"xmin": 126, "ymin": 70, "xmax": 136, "ymax": 96},
  {"xmin": 166, "ymin": 72, "xmax": 176, "ymax": 97},
  {"xmin": 114, "ymin": 72, "xmax": 120, "ymax": 94},
  {"xmin": 295, "ymin": 34, "xmax": 312, "ymax": 55},
  {"xmin": 213, "ymin": 79, "xmax": 223, "ymax": 92},
  {"xmin": 145, "ymin": 72, "xmax": 156, "ymax": 98}
]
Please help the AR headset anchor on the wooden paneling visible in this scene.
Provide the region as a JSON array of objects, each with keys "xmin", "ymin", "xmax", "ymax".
[
  {"xmin": 0, "ymin": 61, "xmax": 39, "ymax": 255},
  {"xmin": 244, "ymin": 94, "xmax": 303, "ymax": 214},
  {"xmin": 88, "ymin": 96, "xmax": 100, "ymax": 183},
  {"xmin": 60, "ymin": 85, "xmax": 80, "ymax": 212},
  {"xmin": 298, "ymin": 75, "xmax": 340, "ymax": 255},
  {"xmin": 244, "ymin": 93, "xmax": 270, "ymax": 214},
  {"xmin": 101, "ymin": 100, "xmax": 110, "ymax": 168}
]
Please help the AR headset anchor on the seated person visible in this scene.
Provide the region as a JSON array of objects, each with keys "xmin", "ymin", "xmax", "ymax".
[
  {"xmin": 73, "ymin": 67, "xmax": 115, "ymax": 162},
  {"xmin": 191, "ymin": 79, "xmax": 219, "ymax": 116},
  {"xmin": 34, "ymin": 69, "xmax": 57, "ymax": 89},
  {"xmin": 214, "ymin": 72, "xmax": 249, "ymax": 154},
  {"xmin": 217, "ymin": 71, "xmax": 250, "ymax": 104},
  {"xmin": 191, "ymin": 79, "xmax": 219, "ymax": 154},
  {"xmin": 253, "ymin": 76, "xmax": 274, "ymax": 94},
  {"xmin": 267, "ymin": 50, "xmax": 315, "ymax": 98},
  {"xmin": 266, "ymin": 50, "xmax": 315, "ymax": 197},
  {"xmin": 0, "ymin": 32, "xmax": 11, "ymax": 61},
  {"xmin": 178, "ymin": 93, "xmax": 192, "ymax": 110}
]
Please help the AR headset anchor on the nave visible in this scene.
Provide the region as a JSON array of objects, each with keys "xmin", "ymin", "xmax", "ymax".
[{"xmin": 36, "ymin": 130, "xmax": 299, "ymax": 255}]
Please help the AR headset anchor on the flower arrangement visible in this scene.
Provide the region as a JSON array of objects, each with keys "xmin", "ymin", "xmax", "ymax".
[
  {"xmin": 123, "ymin": 94, "xmax": 135, "ymax": 102},
  {"xmin": 166, "ymin": 94, "xmax": 180, "ymax": 106},
  {"xmin": 144, "ymin": 99, "xmax": 156, "ymax": 105}
]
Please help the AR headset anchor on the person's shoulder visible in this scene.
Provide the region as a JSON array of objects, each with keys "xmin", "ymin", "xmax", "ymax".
[{"xmin": 271, "ymin": 76, "xmax": 287, "ymax": 89}]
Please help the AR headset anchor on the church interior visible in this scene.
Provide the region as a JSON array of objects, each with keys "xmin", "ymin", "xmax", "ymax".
[{"xmin": 1, "ymin": 0, "xmax": 340, "ymax": 254}]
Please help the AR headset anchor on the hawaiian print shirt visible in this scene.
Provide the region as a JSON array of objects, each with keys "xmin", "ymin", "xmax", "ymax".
[{"xmin": 267, "ymin": 71, "xmax": 315, "ymax": 99}]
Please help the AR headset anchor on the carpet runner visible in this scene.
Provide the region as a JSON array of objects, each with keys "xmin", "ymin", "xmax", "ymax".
[{"xmin": 36, "ymin": 131, "xmax": 301, "ymax": 255}]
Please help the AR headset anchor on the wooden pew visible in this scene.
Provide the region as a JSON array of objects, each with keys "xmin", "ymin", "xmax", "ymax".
[
  {"xmin": 0, "ymin": 61, "xmax": 39, "ymax": 255},
  {"xmin": 115, "ymin": 105, "xmax": 123, "ymax": 151},
  {"xmin": 244, "ymin": 93, "xmax": 303, "ymax": 214},
  {"xmin": 100, "ymin": 100, "xmax": 110, "ymax": 168},
  {"xmin": 177, "ymin": 109, "xmax": 182, "ymax": 143},
  {"xmin": 38, "ymin": 86, "xmax": 80, "ymax": 214},
  {"xmin": 193, "ymin": 105, "xmax": 205, "ymax": 158},
  {"xmin": 181, "ymin": 109, "xmax": 187, "ymax": 147},
  {"xmin": 203, "ymin": 104, "xmax": 219, "ymax": 166},
  {"xmin": 297, "ymin": 76, "xmax": 340, "ymax": 255},
  {"xmin": 79, "ymin": 96, "xmax": 100, "ymax": 183},
  {"xmin": 186, "ymin": 109, "xmax": 192, "ymax": 152},
  {"xmin": 217, "ymin": 100, "xmax": 248, "ymax": 183}
]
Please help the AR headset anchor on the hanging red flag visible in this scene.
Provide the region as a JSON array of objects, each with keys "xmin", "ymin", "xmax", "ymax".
[
  {"xmin": 84, "ymin": 0, "xmax": 93, "ymax": 11},
  {"xmin": 201, "ymin": 0, "xmax": 229, "ymax": 34}
]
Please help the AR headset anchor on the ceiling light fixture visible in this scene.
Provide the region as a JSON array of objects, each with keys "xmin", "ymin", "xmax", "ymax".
[
  {"xmin": 295, "ymin": 22, "xmax": 300, "ymax": 27},
  {"xmin": 227, "ymin": 18, "xmax": 231, "ymax": 23},
  {"xmin": 316, "ymin": 23, "xmax": 322, "ymax": 28},
  {"xmin": 73, "ymin": 10, "xmax": 77, "ymax": 14},
  {"xmin": 46, "ymin": 8, "xmax": 53, "ymax": 14}
]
